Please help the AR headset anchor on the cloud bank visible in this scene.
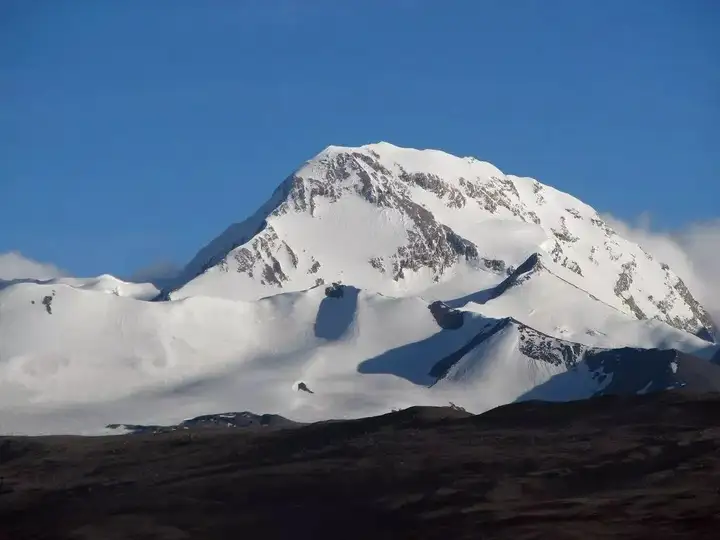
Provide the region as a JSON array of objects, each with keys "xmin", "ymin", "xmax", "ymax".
[
  {"xmin": 0, "ymin": 251, "xmax": 181, "ymax": 288},
  {"xmin": 603, "ymin": 214, "xmax": 720, "ymax": 326},
  {"xmin": 0, "ymin": 251, "xmax": 67, "ymax": 281}
]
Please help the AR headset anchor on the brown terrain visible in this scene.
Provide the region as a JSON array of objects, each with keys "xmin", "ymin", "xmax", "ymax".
[{"xmin": 1, "ymin": 391, "xmax": 719, "ymax": 539}]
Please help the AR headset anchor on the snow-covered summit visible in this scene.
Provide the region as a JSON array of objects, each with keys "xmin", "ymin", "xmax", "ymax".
[
  {"xmin": 2, "ymin": 142, "xmax": 718, "ymax": 435},
  {"xmin": 165, "ymin": 142, "xmax": 715, "ymax": 341}
]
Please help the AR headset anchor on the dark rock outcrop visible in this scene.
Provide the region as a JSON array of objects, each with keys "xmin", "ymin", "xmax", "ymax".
[
  {"xmin": 297, "ymin": 382, "xmax": 314, "ymax": 394},
  {"xmin": 428, "ymin": 301, "xmax": 464, "ymax": 330},
  {"xmin": 106, "ymin": 412, "xmax": 299, "ymax": 434},
  {"xmin": 485, "ymin": 252, "xmax": 544, "ymax": 302},
  {"xmin": 41, "ymin": 294, "xmax": 54, "ymax": 315},
  {"xmin": 324, "ymin": 282, "xmax": 344, "ymax": 298}
]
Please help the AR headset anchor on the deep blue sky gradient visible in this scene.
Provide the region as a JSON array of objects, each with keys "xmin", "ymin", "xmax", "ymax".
[{"xmin": 2, "ymin": 0, "xmax": 718, "ymax": 278}]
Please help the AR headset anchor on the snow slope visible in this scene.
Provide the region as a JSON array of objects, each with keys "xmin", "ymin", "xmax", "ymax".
[
  {"xmin": 0, "ymin": 281, "xmax": 481, "ymax": 433},
  {"xmin": 0, "ymin": 277, "xmax": 716, "ymax": 435},
  {"xmin": 1, "ymin": 142, "xmax": 718, "ymax": 435},
  {"xmin": 453, "ymin": 252, "xmax": 710, "ymax": 352},
  {"xmin": 0, "ymin": 274, "xmax": 159, "ymax": 300}
]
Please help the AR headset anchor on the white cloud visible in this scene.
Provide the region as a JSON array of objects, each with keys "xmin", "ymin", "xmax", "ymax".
[
  {"xmin": 0, "ymin": 250, "xmax": 180, "ymax": 288},
  {"xmin": 603, "ymin": 213, "xmax": 720, "ymax": 326},
  {"xmin": 0, "ymin": 251, "xmax": 67, "ymax": 281}
]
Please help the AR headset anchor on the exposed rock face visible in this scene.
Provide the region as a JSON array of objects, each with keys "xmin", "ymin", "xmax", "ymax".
[
  {"xmin": 41, "ymin": 295, "xmax": 53, "ymax": 315},
  {"xmin": 516, "ymin": 323, "xmax": 588, "ymax": 368},
  {"xmin": 164, "ymin": 142, "xmax": 714, "ymax": 341},
  {"xmin": 489, "ymin": 252, "xmax": 544, "ymax": 300},
  {"xmin": 664, "ymin": 274, "xmax": 716, "ymax": 338},
  {"xmin": 428, "ymin": 316, "xmax": 597, "ymax": 386},
  {"xmin": 297, "ymin": 382, "xmax": 314, "ymax": 394},
  {"xmin": 324, "ymin": 282, "xmax": 344, "ymax": 298},
  {"xmin": 430, "ymin": 316, "xmax": 719, "ymax": 395},
  {"xmin": 428, "ymin": 301, "xmax": 464, "ymax": 330}
]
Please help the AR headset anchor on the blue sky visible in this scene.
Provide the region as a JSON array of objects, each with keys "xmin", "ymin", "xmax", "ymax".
[{"xmin": 1, "ymin": 0, "xmax": 718, "ymax": 279}]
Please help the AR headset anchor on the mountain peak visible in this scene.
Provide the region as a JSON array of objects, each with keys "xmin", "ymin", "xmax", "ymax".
[
  {"xmin": 3, "ymin": 141, "xmax": 719, "ymax": 435},
  {"xmin": 323, "ymin": 141, "xmax": 400, "ymax": 152},
  {"xmin": 163, "ymin": 142, "xmax": 714, "ymax": 342}
]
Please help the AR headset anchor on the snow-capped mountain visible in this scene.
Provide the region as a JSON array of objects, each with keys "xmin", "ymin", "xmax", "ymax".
[
  {"xmin": 164, "ymin": 142, "xmax": 715, "ymax": 341},
  {"xmin": 0, "ymin": 142, "xmax": 717, "ymax": 435}
]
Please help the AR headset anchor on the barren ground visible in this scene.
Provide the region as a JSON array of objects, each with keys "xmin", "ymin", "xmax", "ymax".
[{"xmin": 1, "ymin": 391, "xmax": 719, "ymax": 539}]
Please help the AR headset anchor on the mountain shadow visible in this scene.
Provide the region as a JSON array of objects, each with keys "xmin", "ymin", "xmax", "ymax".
[
  {"xmin": 313, "ymin": 285, "xmax": 360, "ymax": 340},
  {"xmin": 517, "ymin": 348, "xmax": 720, "ymax": 403},
  {"xmin": 444, "ymin": 287, "xmax": 496, "ymax": 309},
  {"xmin": 445, "ymin": 253, "xmax": 542, "ymax": 309},
  {"xmin": 357, "ymin": 320, "xmax": 497, "ymax": 386}
]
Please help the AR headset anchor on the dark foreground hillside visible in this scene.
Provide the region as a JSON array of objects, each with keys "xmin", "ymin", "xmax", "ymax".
[{"xmin": 2, "ymin": 392, "xmax": 720, "ymax": 539}]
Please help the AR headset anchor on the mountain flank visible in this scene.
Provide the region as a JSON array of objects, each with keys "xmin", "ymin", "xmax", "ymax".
[{"xmin": 1, "ymin": 142, "xmax": 717, "ymax": 435}]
